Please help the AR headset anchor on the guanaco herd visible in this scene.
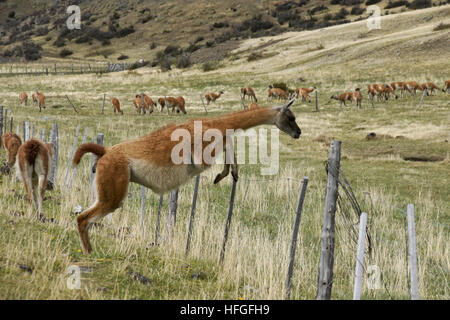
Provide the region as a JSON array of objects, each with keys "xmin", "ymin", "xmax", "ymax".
[{"xmin": 3, "ymin": 79, "xmax": 448, "ymax": 253}]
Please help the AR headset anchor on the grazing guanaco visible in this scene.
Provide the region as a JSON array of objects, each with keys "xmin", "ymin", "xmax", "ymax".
[
  {"xmin": 352, "ymin": 88, "xmax": 363, "ymax": 107},
  {"xmin": 331, "ymin": 92, "xmax": 353, "ymax": 109},
  {"xmin": 111, "ymin": 98, "xmax": 124, "ymax": 115},
  {"xmin": 19, "ymin": 92, "xmax": 28, "ymax": 106},
  {"xmin": 133, "ymin": 94, "xmax": 155, "ymax": 114},
  {"xmin": 205, "ymin": 91, "xmax": 224, "ymax": 105},
  {"xmin": 402, "ymin": 81, "xmax": 422, "ymax": 96},
  {"xmin": 380, "ymin": 84, "xmax": 397, "ymax": 100},
  {"xmin": 391, "ymin": 82, "xmax": 406, "ymax": 98},
  {"xmin": 268, "ymin": 86, "xmax": 289, "ymax": 101},
  {"xmin": 16, "ymin": 138, "xmax": 53, "ymax": 219},
  {"xmin": 241, "ymin": 87, "xmax": 257, "ymax": 102},
  {"xmin": 295, "ymin": 87, "xmax": 316, "ymax": 102},
  {"xmin": 72, "ymin": 99, "xmax": 300, "ymax": 253},
  {"xmin": 443, "ymin": 80, "xmax": 450, "ymax": 93},
  {"xmin": 158, "ymin": 97, "xmax": 166, "ymax": 112},
  {"xmin": 420, "ymin": 82, "xmax": 441, "ymax": 95},
  {"xmin": 1, "ymin": 132, "xmax": 22, "ymax": 167},
  {"xmin": 367, "ymin": 84, "xmax": 385, "ymax": 102},
  {"xmin": 165, "ymin": 96, "xmax": 187, "ymax": 114}
]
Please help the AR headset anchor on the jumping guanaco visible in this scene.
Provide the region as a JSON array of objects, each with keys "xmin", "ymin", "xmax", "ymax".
[
  {"xmin": 205, "ymin": 91, "xmax": 224, "ymax": 105},
  {"xmin": 72, "ymin": 99, "xmax": 300, "ymax": 253}
]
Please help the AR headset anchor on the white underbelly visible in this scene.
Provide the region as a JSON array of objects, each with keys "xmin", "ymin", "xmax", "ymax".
[{"xmin": 129, "ymin": 158, "xmax": 209, "ymax": 194}]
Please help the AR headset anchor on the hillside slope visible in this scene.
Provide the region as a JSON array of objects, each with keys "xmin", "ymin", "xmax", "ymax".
[{"xmin": 0, "ymin": 0, "xmax": 447, "ymax": 65}]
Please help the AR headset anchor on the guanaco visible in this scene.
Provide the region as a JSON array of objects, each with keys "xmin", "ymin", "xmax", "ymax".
[
  {"xmin": 34, "ymin": 91, "xmax": 45, "ymax": 111},
  {"xmin": 268, "ymin": 86, "xmax": 289, "ymax": 101},
  {"xmin": 295, "ymin": 87, "xmax": 316, "ymax": 102},
  {"xmin": 158, "ymin": 97, "xmax": 166, "ymax": 112},
  {"xmin": 166, "ymin": 96, "xmax": 187, "ymax": 114},
  {"xmin": 420, "ymin": 82, "xmax": 441, "ymax": 95},
  {"xmin": 380, "ymin": 84, "xmax": 397, "ymax": 100},
  {"xmin": 443, "ymin": 80, "xmax": 450, "ymax": 93},
  {"xmin": 72, "ymin": 99, "xmax": 300, "ymax": 253},
  {"xmin": 111, "ymin": 98, "xmax": 124, "ymax": 115},
  {"xmin": 391, "ymin": 82, "xmax": 406, "ymax": 98},
  {"xmin": 1, "ymin": 132, "xmax": 22, "ymax": 167},
  {"xmin": 241, "ymin": 87, "xmax": 257, "ymax": 102},
  {"xmin": 16, "ymin": 138, "xmax": 53, "ymax": 219},
  {"xmin": 367, "ymin": 84, "xmax": 385, "ymax": 102},
  {"xmin": 331, "ymin": 92, "xmax": 353, "ymax": 109},
  {"xmin": 352, "ymin": 88, "xmax": 363, "ymax": 107},
  {"xmin": 133, "ymin": 94, "xmax": 155, "ymax": 114},
  {"xmin": 19, "ymin": 92, "xmax": 28, "ymax": 106},
  {"xmin": 205, "ymin": 91, "xmax": 224, "ymax": 105},
  {"xmin": 402, "ymin": 81, "xmax": 422, "ymax": 96}
]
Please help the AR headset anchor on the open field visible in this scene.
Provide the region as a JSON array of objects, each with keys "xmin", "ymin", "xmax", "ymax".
[{"xmin": 0, "ymin": 6, "xmax": 449, "ymax": 300}]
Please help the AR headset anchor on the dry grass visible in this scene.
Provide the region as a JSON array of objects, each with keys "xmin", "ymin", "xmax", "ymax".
[{"xmin": 0, "ymin": 6, "xmax": 449, "ymax": 300}]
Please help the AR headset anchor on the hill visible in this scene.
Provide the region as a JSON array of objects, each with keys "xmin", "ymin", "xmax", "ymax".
[{"xmin": 0, "ymin": 0, "xmax": 447, "ymax": 67}]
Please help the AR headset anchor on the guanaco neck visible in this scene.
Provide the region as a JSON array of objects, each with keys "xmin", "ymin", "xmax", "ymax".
[{"xmin": 204, "ymin": 107, "xmax": 277, "ymax": 133}]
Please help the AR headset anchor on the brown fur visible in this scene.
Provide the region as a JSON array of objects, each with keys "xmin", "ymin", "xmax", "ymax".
[
  {"xmin": 165, "ymin": 96, "xmax": 187, "ymax": 114},
  {"xmin": 391, "ymin": 81, "xmax": 406, "ymax": 98},
  {"xmin": 295, "ymin": 87, "xmax": 316, "ymax": 102},
  {"xmin": 241, "ymin": 87, "xmax": 257, "ymax": 102},
  {"xmin": 331, "ymin": 92, "xmax": 353, "ymax": 108},
  {"xmin": 1, "ymin": 132, "xmax": 22, "ymax": 167},
  {"xmin": 268, "ymin": 87, "xmax": 288, "ymax": 101},
  {"xmin": 73, "ymin": 100, "xmax": 300, "ymax": 253},
  {"xmin": 402, "ymin": 81, "xmax": 422, "ymax": 96},
  {"xmin": 19, "ymin": 92, "xmax": 28, "ymax": 106},
  {"xmin": 443, "ymin": 80, "xmax": 450, "ymax": 93},
  {"xmin": 111, "ymin": 98, "xmax": 124, "ymax": 115},
  {"xmin": 158, "ymin": 97, "xmax": 166, "ymax": 112},
  {"xmin": 16, "ymin": 139, "xmax": 53, "ymax": 219},
  {"xmin": 34, "ymin": 92, "xmax": 45, "ymax": 111},
  {"xmin": 205, "ymin": 91, "xmax": 224, "ymax": 105},
  {"xmin": 133, "ymin": 94, "xmax": 155, "ymax": 114},
  {"xmin": 248, "ymin": 102, "xmax": 260, "ymax": 110},
  {"xmin": 420, "ymin": 82, "xmax": 441, "ymax": 95}
]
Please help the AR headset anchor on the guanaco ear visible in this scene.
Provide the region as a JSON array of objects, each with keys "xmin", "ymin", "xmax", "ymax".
[{"xmin": 280, "ymin": 98, "xmax": 295, "ymax": 111}]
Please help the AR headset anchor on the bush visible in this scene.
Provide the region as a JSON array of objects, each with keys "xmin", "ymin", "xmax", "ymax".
[
  {"xmin": 213, "ymin": 22, "xmax": 229, "ymax": 28},
  {"xmin": 8, "ymin": 11, "xmax": 15, "ymax": 18},
  {"xmin": 53, "ymin": 37, "xmax": 66, "ymax": 47},
  {"xmin": 407, "ymin": 0, "xmax": 431, "ymax": 8},
  {"xmin": 385, "ymin": 1, "xmax": 409, "ymax": 9},
  {"xmin": 201, "ymin": 60, "xmax": 220, "ymax": 72},
  {"xmin": 334, "ymin": 8, "xmax": 349, "ymax": 20},
  {"xmin": 163, "ymin": 44, "xmax": 182, "ymax": 57},
  {"xmin": 35, "ymin": 27, "xmax": 49, "ymax": 36},
  {"xmin": 351, "ymin": 6, "xmax": 365, "ymax": 15},
  {"xmin": 23, "ymin": 41, "xmax": 42, "ymax": 60},
  {"xmin": 59, "ymin": 49, "xmax": 73, "ymax": 57},
  {"xmin": 176, "ymin": 54, "xmax": 192, "ymax": 68},
  {"xmin": 433, "ymin": 22, "xmax": 450, "ymax": 31},
  {"xmin": 366, "ymin": 0, "xmax": 382, "ymax": 4},
  {"xmin": 117, "ymin": 54, "xmax": 129, "ymax": 60},
  {"xmin": 247, "ymin": 52, "xmax": 264, "ymax": 62}
]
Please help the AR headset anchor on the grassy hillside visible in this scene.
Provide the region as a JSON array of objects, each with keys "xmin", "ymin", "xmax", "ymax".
[
  {"xmin": 0, "ymin": 5, "xmax": 448, "ymax": 300},
  {"xmin": 0, "ymin": 0, "xmax": 448, "ymax": 66}
]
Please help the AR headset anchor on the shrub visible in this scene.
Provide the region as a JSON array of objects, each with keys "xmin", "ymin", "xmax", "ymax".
[
  {"xmin": 201, "ymin": 60, "xmax": 220, "ymax": 72},
  {"xmin": 53, "ymin": 37, "xmax": 66, "ymax": 47},
  {"xmin": 117, "ymin": 54, "xmax": 129, "ymax": 60},
  {"xmin": 351, "ymin": 6, "xmax": 365, "ymax": 15},
  {"xmin": 433, "ymin": 22, "xmax": 450, "ymax": 31},
  {"xmin": 35, "ymin": 27, "xmax": 49, "ymax": 36},
  {"xmin": 23, "ymin": 41, "xmax": 42, "ymax": 60},
  {"xmin": 366, "ymin": 0, "xmax": 382, "ymax": 4},
  {"xmin": 407, "ymin": 0, "xmax": 431, "ymax": 8},
  {"xmin": 8, "ymin": 11, "xmax": 15, "ymax": 18},
  {"xmin": 247, "ymin": 52, "xmax": 264, "ymax": 61},
  {"xmin": 213, "ymin": 22, "xmax": 229, "ymax": 28},
  {"xmin": 385, "ymin": 1, "xmax": 409, "ymax": 9},
  {"xmin": 163, "ymin": 44, "xmax": 182, "ymax": 56},
  {"xmin": 176, "ymin": 54, "xmax": 192, "ymax": 68},
  {"xmin": 334, "ymin": 8, "xmax": 349, "ymax": 20},
  {"xmin": 59, "ymin": 49, "xmax": 73, "ymax": 57}
]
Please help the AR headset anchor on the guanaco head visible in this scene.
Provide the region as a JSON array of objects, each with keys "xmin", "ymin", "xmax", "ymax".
[{"xmin": 273, "ymin": 99, "xmax": 301, "ymax": 139}]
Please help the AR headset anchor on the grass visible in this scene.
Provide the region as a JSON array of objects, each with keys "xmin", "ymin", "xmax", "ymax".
[{"xmin": 0, "ymin": 6, "xmax": 449, "ymax": 300}]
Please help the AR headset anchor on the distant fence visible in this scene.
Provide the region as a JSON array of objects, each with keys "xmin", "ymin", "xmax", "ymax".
[{"xmin": 0, "ymin": 62, "xmax": 130, "ymax": 75}]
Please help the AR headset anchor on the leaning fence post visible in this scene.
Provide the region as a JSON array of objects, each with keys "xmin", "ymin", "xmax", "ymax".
[
  {"xmin": 68, "ymin": 127, "xmax": 90, "ymax": 190},
  {"xmin": 185, "ymin": 175, "xmax": 201, "ymax": 256},
  {"xmin": 285, "ymin": 176, "xmax": 309, "ymax": 300},
  {"xmin": 64, "ymin": 125, "xmax": 80, "ymax": 186},
  {"xmin": 155, "ymin": 195, "xmax": 164, "ymax": 245},
  {"xmin": 219, "ymin": 179, "xmax": 238, "ymax": 264},
  {"xmin": 9, "ymin": 115, "xmax": 12, "ymax": 133},
  {"xmin": 0, "ymin": 105, "xmax": 3, "ymax": 135},
  {"xmin": 200, "ymin": 94, "xmax": 208, "ymax": 114},
  {"xmin": 165, "ymin": 189, "xmax": 179, "ymax": 241},
  {"xmin": 317, "ymin": 140, "xmax": 341, "ymax": 300},
  {"xmin": 23, "ymin": 121, "xmax": 30, "ymax": 141},
  {"xmin": 141, "ymin": 186, "xmax": 147, "ymax": 235},
  {"xmin": 315, "ymin": 90, "xmax": 319, "ymax": 112},
  {"xmin": 48, "ymin": 123, "xmax": 59, "ymax": 189},
  {"xmin": 353, "ymin": 212, "xmax": 368, "ymax": 300},
  {"xmin": 4, "ymin": 109, "xmax": 8, "ymax": 134},
  {"xmin": 418, "ymin": 89, "xmax": 427, "ymax": 108},
  {"xmin": 407, "ymin": 204, "xmax": 419, "ymax": 300},
  {"xmin": 65, "ymin": 95, "xmax": 79, "ymax": 113},
  {"xmin": 141, "ymin": 93, "xmax": 147, "ymax": 115}
]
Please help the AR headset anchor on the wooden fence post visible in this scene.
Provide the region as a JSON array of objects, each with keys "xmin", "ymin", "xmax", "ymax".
[
  {"xmin": 141, "ymin": 186, "xmax": 147, "ymax": 234},
  {"xmin": 64, "ymin": 125, "xmax": 81, "ymax": 186},
  {"xmin": 155, "ymin": 195, "xmax": 163, "ymax": 245},
  {"xmin": 47, "ymin": 123, "xmax": 59, "ymax": 190},
  {"xmin": 315, "ymin": 90, "xmax": 319, "ymax": 112},
  {"xmin": 5, "ymin": 109, "xmax": 8, "ymax": 133},
  {"xmin": 418, "ymin": 89, "xmax": 427, "ymax": 108},
  {"xmin": 23, "ymin": 121, "xmax": 30, "ymax": 141},
  {"xmin": 9, "ymin": 116, "xmax": 13, "ymax": 133},
  {"xmin": 0, "ymin": 105, "xmax": 3, "ymax": 135},
  {"xmin": 353, "ymin": 212, "xmax": 368, "ymax": 300},
  {"xmin": 316, "ymin": 140, "xmax": 341, "ymax": 300},
  {"xmin": 219, "ymin": 179, "xmax": 238, "ymax": 264},
  {"xmin": 65, "ymin": 95, "xmax": 79, "ymax": 113},
  {"xmin": 101, "ymin": 94, "xmax": 106, "ymax": 114},
  {"xmin": 285, "ymin": 176, "xmax": 309, "ymax": 300},
  {"xmin": 68, "ymin": 127, "xmax": 90, "ymax": 190},
  {"xmin": 141, "ymin": 93, "xmax": 147, "ymax": 115},
  {"xmin": 407, "ymin": 204, "xmax": 419, "ymax": 300},
  {"xmin": 90, "ymin": 134, "xmax": 104, "ymax": 201},
  {"xmin": 240, "ymin": 98, "xmax": 246, "ymax": 110},
  {"xmin": 200, "ymin": 94, "xmax": 208, "ymax": 114},
  {"xmin": 185, "ymin": 175, "xmax": 201, "ymax": 256},
  {"xmin": 165, "ymin": 189, "xmax": 179, "ymax": 240}
]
